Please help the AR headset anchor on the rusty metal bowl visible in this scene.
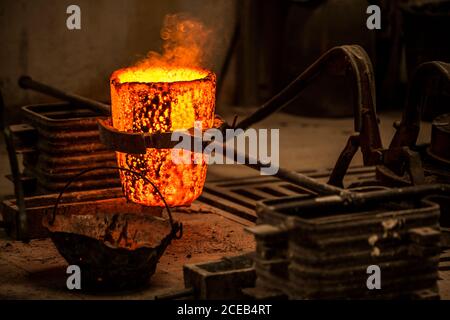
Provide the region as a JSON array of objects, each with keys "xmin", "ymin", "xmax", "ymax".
[{"xmin": 42, "ymin": 166, "xmax": 182, "ymax": 291}]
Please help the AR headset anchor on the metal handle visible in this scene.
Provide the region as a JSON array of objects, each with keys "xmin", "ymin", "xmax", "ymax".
[
  {"xmin": 1, "ymin": 90, "xmax": 29, "ymax": 241},
  {"xmin": 50, "ymin": 166, "xmax": 182, "ymax": 239},
  {"xmin": 18, "ymin": 76, "xmax": 111, "ymax": 116},
  {"xmin": 235, "ymin": 45, "xmax": 380, "ymax": 143}
]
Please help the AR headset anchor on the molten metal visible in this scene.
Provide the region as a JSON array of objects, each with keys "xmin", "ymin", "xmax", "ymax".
[{"xmin": 110, "ymin": 66, "xmax": 216, "ymax": 206}]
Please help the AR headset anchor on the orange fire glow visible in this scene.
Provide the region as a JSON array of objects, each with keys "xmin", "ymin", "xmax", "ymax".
[{"xmin": 110, "ymin": 66, "xmax": 216, "ymax": 207}]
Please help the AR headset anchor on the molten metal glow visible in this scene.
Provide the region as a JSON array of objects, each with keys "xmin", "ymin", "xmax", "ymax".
[{"xmin": 110, "ymin": 66, "xmax": 216, "ymax": 207}]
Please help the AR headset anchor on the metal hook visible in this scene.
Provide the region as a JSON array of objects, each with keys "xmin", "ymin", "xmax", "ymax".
[{"xmin": 50, "ymin": 166, "xmax": 181, "ymax": 239}]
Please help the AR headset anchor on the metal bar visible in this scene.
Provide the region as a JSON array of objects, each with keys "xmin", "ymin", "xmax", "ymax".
[
  {"xmin": 18, "ymin": 76, "xmax": 110, "ymax": 115},
  {"xmin": 273, "ymin": 184, "xmax": 450, "ymax": 212},
  {"xmin": 234, "ymin": 45, "xmax": 379, "ymax": 140},
  {"xmin": 1, "ymin": 90, "xmax": 28, "ymax": 241},
  {"xmin": 217, "ymin": 140, "xmax": 346, "ymax": 195},
  {"xmin": 328, "ymin": 133, "xmax": 361, "ymax": 187},
  {"xmin": 272, "ymin": 167, "xmax": 345, "ymax": 196}
]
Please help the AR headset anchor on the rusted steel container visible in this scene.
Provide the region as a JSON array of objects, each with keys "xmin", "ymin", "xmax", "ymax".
[{"xmin": 110, "ymin": 67, "xmax": 216, "ymax": 207}]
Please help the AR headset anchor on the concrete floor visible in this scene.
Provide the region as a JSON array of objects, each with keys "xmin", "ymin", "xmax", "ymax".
[
  {"xmin": 0, "ymin": 108, "xmax": 440, "ymax": 299},
  {"xmin": 0, "ymin": 204, "xmax": 255, "ymax": 299}
]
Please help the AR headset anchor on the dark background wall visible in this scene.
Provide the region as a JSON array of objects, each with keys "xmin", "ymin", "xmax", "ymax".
[
  {"xmin": 2, "ymin": 0, "xmax": 446, "ymax": 119},
  {"xmin": 0, "ymin": 0, "xmax": 237, "ymax": 114}
]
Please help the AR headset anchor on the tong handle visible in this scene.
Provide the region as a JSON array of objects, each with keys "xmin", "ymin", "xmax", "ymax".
[{"xmin": 18, "ymin": 75, "xmax": 111, "ymax": 116}]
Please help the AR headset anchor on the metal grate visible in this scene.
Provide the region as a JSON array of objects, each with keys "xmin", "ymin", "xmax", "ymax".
[{"xmin": 200, "ymin": 166, "xmax": 377, "ymax": 222}]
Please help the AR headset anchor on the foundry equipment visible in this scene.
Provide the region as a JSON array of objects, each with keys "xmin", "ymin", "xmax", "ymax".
[
  {"xmin": 109, "ymin": 66, "xmax": 216, "ymax": 207},
  {"xmin": 17, "ymin": 45, "xmax": 380, "ymax": 201},
  {"xmin": 328, "ymin": 61, "xmax": 450, "ymax": 247},
  {"xmin": 3, "ymin": 46, "xmax": 449, "ymax": 298},
  {"xmin": 247, "ymin": 184, "xmax": 447, "ymax": 299},
  {"xmin": 329, "ymin": 61, "xmax": 450, "ymax": 188},
  {"xmin": 44, "ymin": 166, "xmax": 181, "ymax": 290}
]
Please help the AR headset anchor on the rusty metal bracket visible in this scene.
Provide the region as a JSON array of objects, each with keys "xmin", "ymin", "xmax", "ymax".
[
  {"xmin": 328, "ymin": 133, "xmax": 361, "ymax": 188},
  {"xmin": 331, "ymin": 61, "xmax": 450, "ymax": 187},
  {"xmin": 321, "ymin": 45, "xmax": 383, "ymax": 186},
  {"xmin": 97, "ymin": 116, "xmax": 226, "ymax": 154}
]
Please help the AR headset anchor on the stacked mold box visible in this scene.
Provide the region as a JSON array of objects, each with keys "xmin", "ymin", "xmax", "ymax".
[
  {"xmin": 13, "ymin": 103, "xmax": 120, "ymax": 193},
  {"xmin": 248, "ymin": 188, "xmax": 442, "ymax": 299}
]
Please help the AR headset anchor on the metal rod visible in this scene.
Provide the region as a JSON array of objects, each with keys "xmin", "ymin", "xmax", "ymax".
[
  {"xmin": 1, "ymin": 90, "xmax": 28, "ymax": 241},
  {"xmin": 234, "ymin": 45, "xmax": 372, "ymax": 132},
  {"xmin": 242, "ymin": 159, "xmax": 345, "ymax": 196},
  {"xmin": 274, "ymin": 167, "xmax": 345, "ymax": 195},
  {"xmin": 234, "ymin": 56, "xmax": 319, "ymax": 131},
  {"xmin": 213, "ymin": 141, "xmax": 346, "ymax": 195},
  {"xmin": 273, "ymin": 184, "xmax": 450, "ymax": 212},
  {"xmin": 18, "ymin": 76, "xmax": 110, "ymax": 115}
]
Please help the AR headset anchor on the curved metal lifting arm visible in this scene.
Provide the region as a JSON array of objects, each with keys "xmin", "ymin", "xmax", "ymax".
[
  {"xmin": 236, "ymin": 45, "xmax": 382, "ymax": 153},
  {"xmin": 304, "ymin": 46, "xmax": 382, "ymax": 187},
  {"xmin": 238, "ymin": 45, "xmax": 383, "ymax": 189},
  {"xmin": 389, "ymin": 61, "xmax": 450, "ymax": 150}
]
